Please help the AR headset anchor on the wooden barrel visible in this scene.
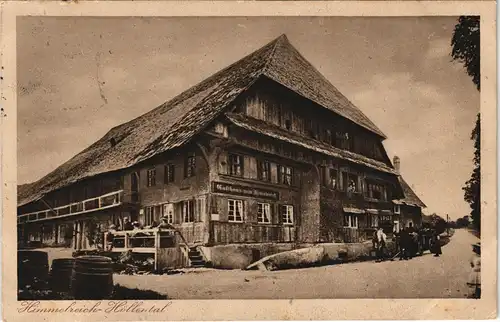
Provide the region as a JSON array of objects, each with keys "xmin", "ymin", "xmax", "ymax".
[
  {"xmin": 50, "ymin": 258, "xmax": 75, "ymax": 293},
  {"xmin": 71, "ymin": 256, "xmax": 114, "ymax": 300},
  {"xmin": 18, "ymin": 250, "xmax": 49, "ymax": 290}
]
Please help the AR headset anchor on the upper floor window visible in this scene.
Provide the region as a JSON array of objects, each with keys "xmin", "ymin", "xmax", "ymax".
[
  {"xmin": 228, "ymin": 199, "xmax": 244, "ymax": 222},
  {"xmin": 366, "ymin": 181, "xmax": 387, "ymax": 200},
  {"xmin": 164, "ymin": 164, "xmax": 175, "ymax": 184},
  {"xmin": 394, "ymin": 204, "xmax": 401, "ymax": 214},
  {"xmin": 335, "ymin": 131, "xmax": 352, "ymax": 150},
  {"xmin": 329, "ymin": 168, "xmax": 338, "ymax": 189},
  {"xmin": 146, "ymin": 168, "xmax": 156, "ymax": 187},
  {"xmin": 228, "ymin": 154, "xmax": 243, "ymax": 176},
  {"xmin": 257, "ymin": 160, "xmax": 271, "ymax": 181},
  {"xmin": 344, "ymin": 173, "xmax": 359, "ymax": 193},
  {"xmin": 324, "ymin": 129, "xmax": 332, "ymax": 144},
  {"xmin": 281, "ymin": 205, "xmax": 294, "ymax": 225},
  {"xmin": 278, "ymin": 165, "xmax": 294, "ymax": 186},
  {"xmin": 185, "ymin": 153, "xmax": 196, "ymax": 178},
  {"xmin": 182, "ymin": 200, "xmax": 195, "ymax": 223},
  {"xmin": 257, "ymin": 203, "xmax": 271, "ymax": 224}
]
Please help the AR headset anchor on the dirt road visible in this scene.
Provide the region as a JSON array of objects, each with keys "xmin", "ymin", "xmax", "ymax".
[{"xmin": 114, "ymin": 229, "xmax": 478, "ymax": 299}]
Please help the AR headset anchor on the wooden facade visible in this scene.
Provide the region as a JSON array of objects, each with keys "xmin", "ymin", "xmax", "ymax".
[{"xmin": 17, "ymin": 36, "xmax": 424, "ymax": 260}]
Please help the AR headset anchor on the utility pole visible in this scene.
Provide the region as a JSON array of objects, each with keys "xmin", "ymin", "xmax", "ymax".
[{"xmin": 446, "ymin": 214, "xmax": 450, "ymax": 235}]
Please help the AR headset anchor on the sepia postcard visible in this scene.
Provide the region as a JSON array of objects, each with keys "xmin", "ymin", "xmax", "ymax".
[{"xmin": 1, "ymin": 1, "xmax": 497, "ymax": 321}]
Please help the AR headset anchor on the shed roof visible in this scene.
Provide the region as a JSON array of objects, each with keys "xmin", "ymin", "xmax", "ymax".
[{"xmin": 18, "ymin": 34, "xmax": 387, "ymax": 206}]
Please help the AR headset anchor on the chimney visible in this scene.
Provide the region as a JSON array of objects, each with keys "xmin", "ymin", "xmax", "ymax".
[{"xmin": 393, "ymin": 156, "xmax": 400, "ymax": 173}]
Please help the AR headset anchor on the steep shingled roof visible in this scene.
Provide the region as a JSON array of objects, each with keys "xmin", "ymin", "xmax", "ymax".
[
  {"xmin": 393, "ymin": 176, "xmax": 427, "ymax": 208},
  {"xmin": 19, "ymin": 34, "xmax": 387, "ymax": 207}
]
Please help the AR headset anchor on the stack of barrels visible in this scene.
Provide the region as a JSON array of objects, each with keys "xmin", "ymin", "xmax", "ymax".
[
  {"xmin": 18, "ymin": 250, "xmax": 114, "ymax": 299},
  {"xmin": 18, "ymin": 250, "xmax": 50, "ymax": 290}
]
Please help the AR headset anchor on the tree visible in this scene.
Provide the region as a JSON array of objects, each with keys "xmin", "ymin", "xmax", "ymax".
[
  {"xmin": 426, "ymin": 213, "xmax": 447, "ymax": 235},
  {"xmin": 463, "ymin": 114, "xmax": 480, "ymax": 231},
  {"xmin": 451, "ymin": 16, "xmax": 480, "ymax": 232},
  {"xmin": 451, "ymin": 16, "xmax": 480, "ymax": 90}
]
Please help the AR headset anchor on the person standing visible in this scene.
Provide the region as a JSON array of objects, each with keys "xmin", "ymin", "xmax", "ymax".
[
  {"xmin": 432, "ymin": 231, "xmax": 443, "ymax": 257},
  {"xmin": 467, "ymin": 243, "xmax": 481, "ymax": 298},
  {"xmin": 122, "ymin": 217, "xmax": 133, "ymax": 231},
  {"xmin": 104, "ymin": 224, "xmax": 116, "ymax": 251},
  {"xmin": 399, "ymin": 228, "xmax": 410, "ymax": 260},
  {"xmin": 375, "ymin": 228, "xmax": 387, "ymax": 262}
]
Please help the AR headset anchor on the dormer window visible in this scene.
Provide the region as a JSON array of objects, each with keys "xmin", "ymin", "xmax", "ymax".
[{"xmin": 110, "ymin": 138, "xmax": 117, "ymax": 147}]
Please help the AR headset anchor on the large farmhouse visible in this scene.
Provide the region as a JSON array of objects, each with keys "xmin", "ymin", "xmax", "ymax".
[{"xmin": 17, "ymin": 34, "xmax": 425, "ymax": 267}]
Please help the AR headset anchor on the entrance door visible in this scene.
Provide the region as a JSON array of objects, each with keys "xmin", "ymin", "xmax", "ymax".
[{"xmin": 393, "ymin": 220, "xmax": 400, "ymax": 233}]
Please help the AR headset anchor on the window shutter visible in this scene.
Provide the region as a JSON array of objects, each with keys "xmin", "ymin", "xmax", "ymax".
[
  {"xmin": 175, "ymin": 202, "xmax": 181, "ymax": 224},
  {"xmin": 218, "ymin": 152, "xmax": 228, "ymax": 175},
  {"xmin": 294, "ymin": 169, "xmax": 301, "ymax": 187},
  {"xmin": 257, "ymin": 160, "xmax": 262, "ymax": 180},
  {"xmin": 358, "ymin": 175, "xmax": 363, "ymax": 194},
  {"xmin": 338, "ymin": 171, "xmax": 344, "ymax": 191},
  {"xmin": 210, "ymin": 196, "xmax": 218, "ymax": 215},
  {"xmin": 248, "ymin": 201, "xmax": 259, "ymax": 223},
  {"xmin": 273, "ymin": 204, "xmax": 280, "ymax": 225}
]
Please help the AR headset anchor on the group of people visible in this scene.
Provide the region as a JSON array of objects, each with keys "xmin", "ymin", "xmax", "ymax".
[
  {"xmin": 104, "ymin": 216, "xmax": 176, "ymax": 250},
  {"xmin": 372, "ymin": 223, "xmax": 443, "ymax": 262}
]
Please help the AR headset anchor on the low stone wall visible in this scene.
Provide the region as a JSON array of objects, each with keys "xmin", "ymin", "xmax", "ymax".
[
  {"xmin": 200, "ymin": 243, "xmax": 295, "ymax": 269},
  {"xmin": 200, "ymin": 241, "xmax": 397, "ymax": 270}
]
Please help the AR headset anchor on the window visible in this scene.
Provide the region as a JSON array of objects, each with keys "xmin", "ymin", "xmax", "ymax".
[
  {"xmin": 366, "ymin": 181, "xmax": 386, "ymax": 200},
  {"xmin": 163, "ymin": 204, "xmax": 174, "ymax": 224},
  {"xmin": 346, "ymin": 174, "xmax": 359, "ymax": 193},
  {"xmin": 228, "ymin": 154, "xmax": 243, "ymax": 176},
  {"xmin": 343, "ymin": 214, "xmax": 358, "ymax": 228},
  {"xmin": 368, "ymin": 214, "xmax": 379, "ymax": 228},
  {"xmin": 257, "ymin": 203, "xmax": 271, "ymax": 224},
  {"xmin": 329, "ymin": 168, "xmax": 337, "ymax": 189},
  {"xmin": 257, "ymin": 160, "xmax": 271, "ymax": 181},
  {"xmin": 146, "ymin": 168, "xmax": 156, "ymax": 187},
  {"xmin": 185, "ymin": 153, "xmax": 196, "ymax": 178},
  {"xmin": 278, "ymin": 165, "xmax": 293, "ymax": 185},
  {"xmin": 285, "ymin": 119, "xmax": 292, "ymax": 130},
  {"xmin": 182, "ymin": 200, "xmax": 195, "ymax": 223},
  {"xmin": 281, "ymin": 205, "xmax": 294, "ymax": 225},
  {"xmin": 394, "ymin": 204, "xmax": 401, "ymax": 214},
  {"xmin": 228, "ymin": 199, "xmax": 243, "ymax": 222},
  {"xmin": 324, "ymin": 129, "xmax": 332, "ymax": 144},
  {"xmin": 164, "ymin": 164, "xmax": 175, "ymax": 184},
  {"xmin": 144, "ymin": 206, "xmax": 154, "ymax": 226},
  {"xmin": 335, "ymin": 131, "xmax": 351, "ymax": 150}
]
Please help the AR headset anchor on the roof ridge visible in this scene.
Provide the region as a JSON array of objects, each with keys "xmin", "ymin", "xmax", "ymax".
[{"xmin": 261, "ymin": 34, "xmax": 285, "ymax": 75}]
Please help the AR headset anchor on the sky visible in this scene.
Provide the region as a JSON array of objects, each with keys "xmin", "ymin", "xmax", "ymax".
[{"xmin": 17, "ymin": 16, "xmax": 479, "ymax": 220}]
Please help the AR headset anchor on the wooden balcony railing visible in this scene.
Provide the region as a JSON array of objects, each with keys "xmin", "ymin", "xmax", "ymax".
[
  {"xmin": 109, "ymin": 228, "xmax": 178, "ymax": 253},
  {"xmin": 17, "ymin": 190, "xmax": 124, "ymax": 224}
]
